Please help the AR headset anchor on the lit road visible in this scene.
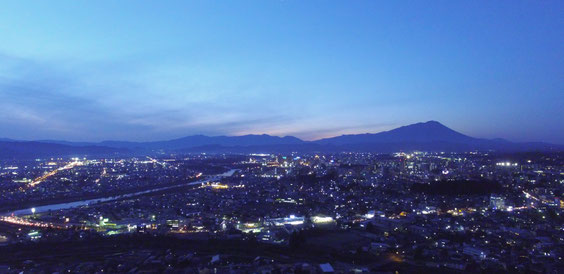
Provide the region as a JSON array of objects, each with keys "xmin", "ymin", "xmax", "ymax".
[
  {"xmin": 0, "ymin": 216, "xmax": 65, "ymax": 229},
  {"xmin": 30, "ymin": 161, "xmax": 83, "ymax": 187}
]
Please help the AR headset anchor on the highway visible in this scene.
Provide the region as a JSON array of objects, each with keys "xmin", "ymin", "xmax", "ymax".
[{"xmin": 30, "ymin": 161, "xmax": 83, "ymax": 187}]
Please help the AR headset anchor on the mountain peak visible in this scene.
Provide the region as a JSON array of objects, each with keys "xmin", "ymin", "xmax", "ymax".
[
  {"xmin": 423, "ymin": 120, "xmax": 443, "ymax": 125},
  {"xmin": 411, "ymin": 120, "xmax": 447, "ymax": 128},
  {"xmin": 316, "ymin": 121, "xmax": 474, "ymax": 145}
]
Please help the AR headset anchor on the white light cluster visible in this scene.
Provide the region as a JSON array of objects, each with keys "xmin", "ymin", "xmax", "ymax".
[{"xmin": 496, "ymin": 162, "xmax": 518, "ymax": 167}]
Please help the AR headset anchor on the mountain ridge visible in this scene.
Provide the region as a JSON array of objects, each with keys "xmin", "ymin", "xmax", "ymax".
[{"xmin": 1, "ymin": 121, "xmax": 562, "ymax": 158}]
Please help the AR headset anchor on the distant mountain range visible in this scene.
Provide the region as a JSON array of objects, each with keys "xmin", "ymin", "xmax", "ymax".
[
  {"xmin": 1, "ymin": 121, "xmax": 562, "ymax": 158},
  {"xmin": 0, "ymin": 141, "xmax": 128, "ymax": 159}
]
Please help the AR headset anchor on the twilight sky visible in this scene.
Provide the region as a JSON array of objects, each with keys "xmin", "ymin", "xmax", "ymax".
[{"xmin": 0, "ymin": 1, "xmax": 563, "ymax": 143}]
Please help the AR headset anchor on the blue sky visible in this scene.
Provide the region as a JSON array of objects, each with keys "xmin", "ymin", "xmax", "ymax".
[{"xmin": 0, "ymin": 1, "xmax": 562, "ymax": 143}]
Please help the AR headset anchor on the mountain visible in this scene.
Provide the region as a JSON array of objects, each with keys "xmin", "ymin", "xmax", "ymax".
[
  {"xmin": 91, "ymin": 134, "xmax": 305, "ymax": 150},
  {"xmin": 316, "ymin": 121, "xmax": 475, "ymax": 145},
  {"xmin": 146, "ymin": 134, "xmax": 304, "ymax": 150},
  {"xmin": 0, "ymin": 134, "xmax": 306, "ymax": 158},
  {"xmin": 0, "ymin": 141, "xmax": 128, "ymax": 159},
  {"xmin": 315, "ymin": 121, "xmax": 561, "ymax": 152},
  {"xmin": 35, "ymin": 140, "xmax": 100, "ymax": 147},
  {"xmin": 1, "ymin": 121, "xmax": 561, "ymax": 156},
  {"xmin": 32, "ymin": 134, "xmax": 304, "ymax": 150}
]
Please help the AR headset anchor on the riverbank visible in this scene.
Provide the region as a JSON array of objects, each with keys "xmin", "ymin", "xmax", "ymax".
[{"xmin": 3, "ymin": 169, "xmax": 238, "ymax": 216}]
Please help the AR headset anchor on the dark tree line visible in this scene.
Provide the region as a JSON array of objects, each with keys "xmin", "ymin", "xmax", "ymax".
[{"xmin": 411, "ymin": 180, "xmax": 502, "ymax": 196}]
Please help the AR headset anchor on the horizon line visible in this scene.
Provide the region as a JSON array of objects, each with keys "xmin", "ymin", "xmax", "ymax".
[{"xmin": 2, "ymin": 120, "xmax": 560, "ymax": 145}]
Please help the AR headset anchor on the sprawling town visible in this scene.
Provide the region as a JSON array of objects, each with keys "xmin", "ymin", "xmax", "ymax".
[{"xmin": 0, "ymin": 151, "xmax": 562, "ymax": 273}]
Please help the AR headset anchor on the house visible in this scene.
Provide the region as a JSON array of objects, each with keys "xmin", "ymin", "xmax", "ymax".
[{"xmin": 319, "ymin": 263, "xmax": 334, "ymax": 273}]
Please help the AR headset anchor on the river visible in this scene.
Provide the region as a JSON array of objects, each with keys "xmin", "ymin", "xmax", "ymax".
[{"xmin": 7, "ymin": 169, "xmax": 238, "ymax": 216}]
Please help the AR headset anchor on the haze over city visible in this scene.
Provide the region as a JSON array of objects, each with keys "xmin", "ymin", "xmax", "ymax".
[{"xmin": 1, "ymin": 1, "xmax": 563, "ymax": 143}]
